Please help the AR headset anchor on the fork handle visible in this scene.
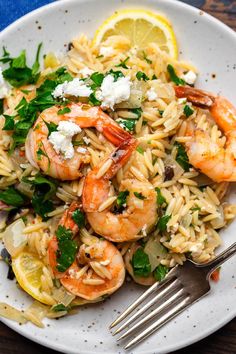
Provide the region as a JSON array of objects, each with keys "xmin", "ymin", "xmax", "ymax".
[{"xmin": 197, "ymin": 242, "xmax": 236, "ymax": 277}]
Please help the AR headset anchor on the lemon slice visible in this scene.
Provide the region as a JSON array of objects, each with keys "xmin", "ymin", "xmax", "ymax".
[
  {"xmin": 93, "ymin": 9, "xmax": 178, "ymax": 58},
  {"xmin": 12, "ymin": 252, "xmax": 52, "ymax": 305}
]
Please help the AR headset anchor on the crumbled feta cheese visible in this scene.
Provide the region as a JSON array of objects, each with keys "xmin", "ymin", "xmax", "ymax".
[
  {"xmin": 98, "ymin": 74, "xmax": 131, "ymax": 110},
  {"xmin": 181, "ymin": 70, "xmax": 197, "ymax": 85},
  {"xmin": 48, "ymin": 121, "xmax": 81, "ymax": 159},
  {"xmin": 177, "ymin": 98, "xmax": 187, "ymax": 104},
  {"xmin": 77, "ymin": 147, "xmax": 87, "ymax": 154},
  {"xmin": 78, "ymin": 67, "xmax": 94, "ymax": 78},
  {"xmin": 99, "ymin": 46, "xmax": 114, "ymax": 57},
  {"xmin": 146, "ymin": 87, "xmax": 158, "ymax": 101},
  {"xmin": 52, "ymin": 78, "xmax": 92, "ymax": 98},
  {"xmin": 0, "ymin": 67, "xmax": 9, "ymax": 99},
  {"xmin": 189, "ymin": 243, "xmax": 203, "ymax": 253},
  {"xmin": 141, "ymin": 224, "xmax": 147, "ymax": 236},
  {"xmin": 83, "ymin": 137, "xmax": 90, "ymax": 145}
]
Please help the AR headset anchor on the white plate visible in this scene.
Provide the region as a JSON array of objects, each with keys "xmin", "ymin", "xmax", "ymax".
[{"xmin": 1, "ymin": 0, "xmax": 236, "ymax": 353}]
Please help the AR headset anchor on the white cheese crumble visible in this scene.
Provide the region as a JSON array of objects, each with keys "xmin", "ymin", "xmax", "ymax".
[
  {"xmin": 181, "ymin": 70, "xmax": 197, "ymax": 85},
  {"xmin": 96, "ymin": 74, "xmax": 131, "ymax": 110},
  {"xmin": 78, "ymin": 67, "xmax": 94, "ymax": 78},
  {"xmin": 99, "ymin": 46, "xmax": 114, "ymax": 57},
  {"xmin": 177, "ymin": 98, "xmax": 187, "ymax": 104},
  {"xmin": 0, "ymin": 67, "xmax": 9, "ymax": 99},
  {"xmin": 77, "ymin": 147, "xmax": 87, "ymax": 154},
  {"xmin": 48, "ymin": 121, "xmax": 81, "ymax": 159},
  {"xmin": 146, "ymin": 87, "xmax": 158, "ymax": 101},
  {"xmin": 83, "ymin": 136, "xmax": 90, "ymax": 145},
  {"xmin": 52, "ymin": 78, "xmax": 92, "ymax": 98}
]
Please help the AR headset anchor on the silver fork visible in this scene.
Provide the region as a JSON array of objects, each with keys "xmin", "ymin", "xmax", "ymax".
[{"xmin": 110, "ymin": 242, "xmax": 236, "ymax": 350}]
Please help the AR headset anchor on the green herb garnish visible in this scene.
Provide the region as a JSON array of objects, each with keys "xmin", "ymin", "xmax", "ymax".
[
  {"xmin": 115, "ymin": 57, "xmax": 130, "ymax": 69},
  {"xmin": 72, "ymin": 209, "xmax": 85, "ymax": 228},
  {"xmin": 153, "ymin": 264, "xmax": 169, "ymax": 281},
  {"xmin": 107, "ymin": 69, "xmax": 124, "ymax": 81},
  {"xmin": 184, "ymin": 104, "xmax": 194, "ymax": 117},
  {"xmin": 0, "ymin": 99, "xmax": 3, "ymax": 115},
  {"xmin": 131, "ymin": 107, "xmax": 142, "ymax": 119},
  {"xmin": 51, "ymin": 304, "xmax": 70, "ymax": 312},
  {"xmin": 55, "ymin": 225, "xmax": 78, "ymax": 273},
  {"xmin": 158, "ymin": 109, "xmax": 164, "ymax": 117},
  {"xmin": 117, "ymin": 190, "xmax": 129, "ymax": 208},
  {"xmin": 131, "ymin": 248, "xmax": 151, "ymax": 277},
  {"xmin": 143, "ymin": 51, "xmax": 152, "ymax": 64},
  {"xmin": 167, "ymin": 64, "xmax": 185, "ymax": 86},
  {"xmin": 117, "ymin": 119, "xmax": 137, "ymax": 132},
  {"xmin": 134, "ymin": 192, "xmax": 146, "ymax": 200},
  {"xmin": 157, "ymin": 215, "xmax": 171, "ymax": 232},
  {"xmin": 3, "ymin": 115, "xmax": 15, "ymax": 130},
  {"xmin": 174, "ymin": 142, "xmax": 191, "ymax": 172},
  {"xmin": 1, "ymin": 44, "xmax": 42, "ymax": 87},
  {"xmin": 136, "ymin": 71, "xmax": 149, "ymax": 81},
  {"xmin": 57, "ymin": 107, "xmax": 71, "ymax": 115},
  {"xmin": 136, "ymin": 146, "xmax": 144, "ymax": 155},
  {"xmin": 155, "ymin": 187, "xmax": 166, "ymax": 206},
  {"xmin": 0, "ymin": 187, "xmax": 27, "ymax": 207},
  {"xmin": 89, "ymin": 92, "xmax": 101, "ymax": 106},
  {"xmin": 90, "ymin": 72, "xmax": 104, "ymax": 88},
  {"xmin": 43, "ymin": 120, "xmax": 58, "ymax": 135}
]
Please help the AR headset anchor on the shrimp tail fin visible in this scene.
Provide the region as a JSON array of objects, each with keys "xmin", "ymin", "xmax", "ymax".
[
  {"xmin": 83, "ymin": 138, "xmax": 138, "ymax": 212},
  {"xmin": 174, "ymin": 86, "xmax": 214, "ymax": 108},
  {"xmin": 102, "ymin": 122, "xmax": 134, "ymax": 146}
]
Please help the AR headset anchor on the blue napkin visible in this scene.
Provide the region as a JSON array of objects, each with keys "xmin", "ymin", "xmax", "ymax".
[{"xmin": 0, "ymin": 0, "xmax": 55, "ymax": 31}]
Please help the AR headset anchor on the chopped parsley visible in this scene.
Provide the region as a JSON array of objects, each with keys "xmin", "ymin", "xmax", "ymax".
[
  {"xmin": 107, "ymin": 69, "xmax": 124, "ymax": 81},
  {"xmin": 174, "ymin": 142, "xmax": 191, "ymax": 172},
  {"xmin": 43, "ymin": 120, "xmax": 58, "ymax": 135},
  {"xmin": 55, "ymin": 225, "xmax": 78, "ymax": 273},
  {"xmin": 117, "ymin": 190, "xmax": 129, "ymax": 208},
  {"xmin": 72, "ymin": 209, "xmax": 85, "ymax": 228},
  {"xmin": 157, "ymin": 215, "xmax": 171, "ymax": 232},
  {"xmin": 115, "ymin": 57, "xmax": 130, "ymax": 69},
  {"xmin": 158, "ymin": 109, "xmax": 164, "ymax": 117},
  {"xmin": 1, "ymin": 43, "xmax": 42, "ymax": 87},
  {"xmin": 152, "ymin": 74, "xmax": 157, "ymax": 80},
  {"xmin": 143, "ymin": 51, "xmax": 152, "ymax": 64},
  {"xmin": 136, "ymin": 146, "xmax": 144, "ymax": 155},
  {"xmin": 134, "ymin": 192, "xmax": 146, "ymax": 200},
  {"xmin": 131, "ymin": 107, "xmax": 142, "ymax": 119},
  {"xmin": 184, "ymin": 104, "xmax": 194, "ymax": 117},
  {"xmin": 0, "ymin": 99, "xmax": 3, "ymax": 115},
  {"xmin": 153, "ymin": 264, "xmax": 169, "ymax": 281},
  {"xmin": 136, "ymin": 71, "xmax": 149, "ymax": 81},
  {"xmin": 23, "ymin": 173, "xmax": 58, "ymax": 220},
  {"xmin": 3, "ymin": 115, "xmax": 15, "ymax": 130},
  {"xmin": 117, "ymin": 119, "xmax": 137, "ymax": 132},
  {"xmin": 0, "ymin": 187, "xmax": 27, "ymax": 207},
  {"xmin": 131, "ymin": 248, "xmax": 151, "ymax": 277},
  {"xmin": 90, "ymin": 72, "xmax": 104, "ymax": 88},
  {"xmin": 155, "ymin": 187, "xmax": 166, "ymax": 206},
  {"xmin": 57, "ymin": 107, "xmax": 71, "ymax": 115},
  {"xmin": 51, "ymin": 304, "xmax": 70, "ymax": 312},
  {"xmin": 167, "ymin": 64, "xmax": 185, "ymax": 86},
  {"xmin": 89, "ymin": 92, "xmax": 101, "ymax": 106}
]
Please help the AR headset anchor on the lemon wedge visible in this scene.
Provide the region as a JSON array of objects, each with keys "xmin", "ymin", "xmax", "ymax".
[
  {"xmin": 12, "ymin": 252, "xmax": 52, "ymax": 305},
  {"xmin": 93, "ymin": 9, "xmax": 178, "ymax": 58}
]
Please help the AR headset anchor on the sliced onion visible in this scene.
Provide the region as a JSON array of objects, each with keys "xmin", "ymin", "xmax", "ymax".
[
  {"xmin": 3, "ymin": 219, "xmax": 27, "ymax": 257},
  {"xmin": 116, "ymin": 80, "xmax": 144, "ymax": 109},
  {"xmin": 16, "ymin": 181, "xmax": 34, "ymax": 198},
  {"xmin": 144, "ymin": 236, "xmax": 167, "ymax": 271},
  {"xmin": 211, "ymin": 206, "xmax": 225, "ymax": 229},
  {"xmin": 164, "ymin": 155, "xmax": 184, "ymax": 180},
  {"xmin": 52, "ymin": 287, "xmax": 76, "ymax": 306},
  {"xmin": 0, "ymin": 302, "xmax": 27, "ymax": 324}
]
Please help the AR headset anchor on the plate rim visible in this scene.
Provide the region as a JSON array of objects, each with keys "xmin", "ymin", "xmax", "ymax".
[{"xmin": 0, "ymin": 0, "xmax": 236, "ymax": 353}]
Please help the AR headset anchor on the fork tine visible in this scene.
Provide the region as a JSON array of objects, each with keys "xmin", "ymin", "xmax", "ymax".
[
  {"xmin": 124, "ymin": 295, "xmax": 190, "ymax": 350},
  {"xmin": 117, "ymin": 287, "xmax": 185, "ymax": 341},
  {"xmin": 110, "ymin": 273, "xmax": 175, "ymax": 329},
  {"xmin": 113, "ymin": 278, "xmax": 180, "ymax": 335}
]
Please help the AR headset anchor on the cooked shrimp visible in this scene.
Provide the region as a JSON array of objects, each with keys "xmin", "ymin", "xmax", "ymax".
[
  {"xmin": 25, "ymin": 102, "xmax": 133, "ymax": 180},
  {"xmin": 48, "ymin": 201, "xmax": 125, "ymax": 300},
  {"xmin": 175, "ymin": 86, "xmax": 236, "ymax": 182},
  {"xmin": 84, "ymin": 173, "xmax": 158, "ymax": 242}
]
